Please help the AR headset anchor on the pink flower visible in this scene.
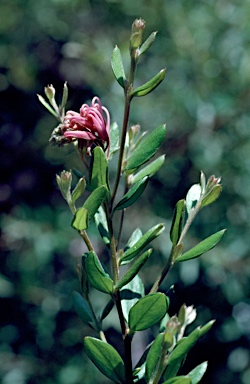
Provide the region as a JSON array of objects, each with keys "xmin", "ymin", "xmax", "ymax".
[{"xmin": 62, "ymin": 97, "xmax": 110, "ymax": 153}]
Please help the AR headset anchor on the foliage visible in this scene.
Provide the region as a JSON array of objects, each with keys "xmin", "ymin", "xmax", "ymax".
[
  {"xmin": 1, "ymin": 1, "xmax": 250, "ymax": 384},
  {"xmin": 36, "ymin": 20, "xmax": 224, "ymax": 384}
]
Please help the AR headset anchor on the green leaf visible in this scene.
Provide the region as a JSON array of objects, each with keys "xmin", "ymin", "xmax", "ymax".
[
  {"xmin": 131, "ymin": 69, "xmax": 166, "ymax": 97},
  {"xmin": 84, "ymin": 337, "xmax": 126, "ymax": 384},
  {"xmin": 120, "ymin": 275, "xmax": 144, "ymax": 323},
  {"xmin": 125, "ymin": 228, "xmax": 143, "ymax": 250},
  {"xmin": 201, "ymin": 185, "xmax": 222, "ymax": 208},
  {"xmin": 120, "ymin": 223, "xmax": 165, "ymax": 264},
  {"xmin": 71, "ymin": 177, "xmax": 86, "ymax": 204},
  {"xmin": 83, "ymin": 185, "xmax": 108, "ymax": 222},
  {"xmin": 109, "ymin": 121, "xmax": 120, "ymax": 159},
  {"xmin": 187, "ymin": 361, "xmax": 208, "ymax": 384},
  {"xmin": 145, "ymin": 333, "xmax": 164, "ymax": 383},
  {"xmin": 170, "ymin": 199, "xmax": 186, "ymax": 246},
  {"xmin": 61, "ymin": 81, "xmax": 68, "ymax": 110},
  {"xmin": 131, "ymin": 155, "xmax": 166, "ymax": 184},
  {"xmin": 114, "ymin": 177, "xmax": 148, "ymax": 211},
  {"xmin": 100, "ymin": 299, "xmax": 115, "ymax": 322},
  {"xmin": 85, "ymin": 251, "xmax": 113, "ymax": 294},
  {"xmin": 72, "ymin": 291, "xmax": 96, "ymax": 329},
  {"xmin": 115, "ymin": 249, "xmax": 152, "ymax": 290},
  {"xmin": 94, "ymin": 206, "xmax": 110, "ymax": 245},
  {"xmin": 71, "ymin": 207, "xmax": 88, "ymax": 230},
  {"xmin": 125, "ymin": 124, "xmax": 166, "ymax": 171},
  {"xmin": 129, "ymin": 293, "xmax": 168, "ymax": 332},
  {"xmin": 90, "ymin": 147, "xmax": 109, "ymax": 191},
  {"xmin": 177, "ymin": 229, "xmax": 226, "ymax": 262},
  {"xmin": 186, "ymin": 184, "xmax": 202, "ymax": 214},
  {"xmin": 111, "ymin": 46, "xmax": 126, "ymax": 88},
  {"xmin": 163, "ymin": 328, "xmax": 200, "ymax": 380},
  {"xmin": 163, "ymin": 377, "xmax": 191, "ymax": 384},
  {"xmin": 199, "ymin": 320, "xmax": 215, "ymax": 338},
  {"xmin": 139, "ymin": 31, "xmax": 157, "ymax": 56},
  {"xmin": 37, "ymin": 94, "xmax": 59, "ymax": 118}
]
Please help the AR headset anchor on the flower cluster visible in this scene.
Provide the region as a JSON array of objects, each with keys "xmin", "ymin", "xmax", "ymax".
[{"xmin": 50, "ymin": 97, "xmax": 110, "ymax": 155}]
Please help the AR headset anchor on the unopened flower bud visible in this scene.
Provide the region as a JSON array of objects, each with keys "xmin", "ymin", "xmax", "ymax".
[
  {"xmin": 56, "ymin": 170, "xmax": 72, "ymax": 202},
  {"xmin": 129, "ymin": 124, "xmax": 141, "ymax": 142},
  {"xmin": 166, "ymin": 315, "xmax": 180, "ymax": 335},
  {"xmin": 132, "ymin": 18, "xmax": 146, "ymax": 33},
  {"xmin": 206, "ymin": 175, "xmax": 221, "ymax": 192},
  {"xmin": 130, "ymin": 19, "xmax": 145, "ymax": 50},
  {"xmin": 201, "ymin": 174, "xmax": 222, "ymax": 208},
  {"xmin": 45, "ymin": 84, "xmax": 56, "ymax": 103}
]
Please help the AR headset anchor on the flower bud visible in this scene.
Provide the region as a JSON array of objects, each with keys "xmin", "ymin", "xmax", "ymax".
[
  {"xmin": 132, "ymin": 18, "xmax": 146, "ymax": 33},
  {"xmin": 206, "ymin": 175, "xmax": 221, "ymax": 192},
  {"xmin": 128, "ymin": 124, "xmax": 141, "ymax": 142},
  {"xmin": 201, "ymin": 174, "xmax": 222, "ymax": 208},
  {"xmin": 165, "ymin": 315, "xmax": 180, "ymax": 335},
  {"xmin": 130, "ymin": 19, "xmax": 145, "ymax": 50},
  {"xmin": 56, "ymin": 170, "xmax": 72, "ymax": 202},
  {"xmin": 45, "ymin": 84, "xmax": 56, "ymax": 104}
]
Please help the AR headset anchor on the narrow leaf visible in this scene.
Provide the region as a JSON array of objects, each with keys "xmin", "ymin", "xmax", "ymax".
[
  {"xmin": 85, "ymin": 251, "xmax": 113, "ymax": 294},
  {"xmin": 132, "ymin": 155, "xmax": 166, "ymax": 184},
  {"xmin": 125, "ymin": 124, "xmax": 166, "ymax": 171},
  {"xmin": 139, "ymin": 31, "xmax": 158, "ymax": 55},
  {"xmin": 187, "ymin": 361, "xmax": 208, "ymax": 384},
  {"xmin": 170, "ymin": 199, "xmax": 186, "ymax": 246},
  {"xmin": 177, "ymin": 229, "xmax": 226, "ymax": 262},
  {"xmin": 131, "ymin": 69, "xmax": 166, "ymax": 97},
  {"xmin": 110, "ymin": 121, "xmax": 120, "ymax": 158},
  {"xmin": 120, "ymin": 275, "xmax": 144, "ymax": 323},
  {"xmin": 201, "ymin": 185, "xmax": 222, "ymax": 208},
  {"xmin": 163, "ymin": 328, "xmax": 200, "ymax": 380},
  {"xmin": 199, "ymin": 320, "xmax": 215, "ymax": 338},
  {"xmin": 90, "ymin": 147, "xmax": 109, "ymax": 191},
  {"xmin": 114, "ymin": 177, "xmax": 148, "ymax": 211},
  {"xmin": 37, "ymin": 94, "xmax": 59, "ymax": 118},
  {"xmin": 94, "ymin": 206, "xmax": 110, "ymax": 245},
  {"xmin": 100, "ymin": 299, "xmax": 115, "ymax": 322},
  {"xmin": 84, "ymin": 337, "xmax": 126, "ymax": 384},
  {"xmin": 125, "ymin": 228, "xmax": 143, "ymax": 251},
  {"xmin": 111, "ymin": 46, "xmax": 126, "ymax": 88},
  {"xmin": 115, "ymin": 249, "xmax": 152, "ymax": 290},
  {"xmin": 129, "ymin": 293, "xmax": 168, "ymax": 332},
  {"xmin": 72, "ymin": 207, "xmax": 88, "ymax": 230},
  {"xmin": 61, "ymin": 81, "xmax": 68, "ymax": 108},
  {"xmin": 145, "ymin": 333, "xmax": 164, "ymax": 383},
  {"xmin": 163, "ymin": 377, "xmax": 191, "ymax": 384},
  {"xmin": 71, "ymin": 177, "xmax": 86, "ymax": 204},
  {"xmin": 120, "ymin": 223, "xmax": 165, "ymax": 264},
  {"xmin": 72, "ymin": 291, "xmax": 96, "ymax": 329},
  {"xmin": 83, "ymin": 185, "xmax": 108, "ymax": 222}
]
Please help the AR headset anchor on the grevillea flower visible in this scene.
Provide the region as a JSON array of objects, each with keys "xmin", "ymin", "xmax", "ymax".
[{"xmin": 50, "ymin": 97, "xmax": 110, "ymax": 154}]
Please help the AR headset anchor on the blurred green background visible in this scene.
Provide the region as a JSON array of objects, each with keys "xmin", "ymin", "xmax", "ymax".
[{"xmin": 1, "ymin": 0, "xmax": 250, "ymax": 383}]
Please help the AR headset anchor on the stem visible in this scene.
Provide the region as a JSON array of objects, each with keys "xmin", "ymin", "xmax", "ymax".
[
  {"xmin": 79, "ymin": 230, "xmax": 95, "ymax": 252},
  {"xmin": 111, "ymin": 97, "xmax": 131, "ymax": 207},
  {"xmin": 111, "ymin": 50, "xmax": 138, "ymax": 208},
  {"xmin": 117, "ymin": 176, "xmax": 129, "ymax": 247},
  {"xmin": 150, "ymin": 197, "xmax": 204, "ymax": 294},
  {"xmin": 68, "ymin": 202, "xmax": 95, "ymax": 252},
  {"xmin": 124, "ymin": 333, "xmax": 133, "ymax": 384},
  {"xmin": 115, "ymin": 291, "xmax": 133, "ymax": 384},
  {"xmin": 149, "ymin": 246, "xmax": 175, "ymax": 294},
  {"xmin": 177, "ymin": 198, "xmax": 202, "ymax": 246}
]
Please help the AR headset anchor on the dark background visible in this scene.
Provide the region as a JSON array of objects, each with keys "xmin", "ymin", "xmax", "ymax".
[{"xmin": 0, "ymin": 1, "xmax": 250, "ymax": 383}]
